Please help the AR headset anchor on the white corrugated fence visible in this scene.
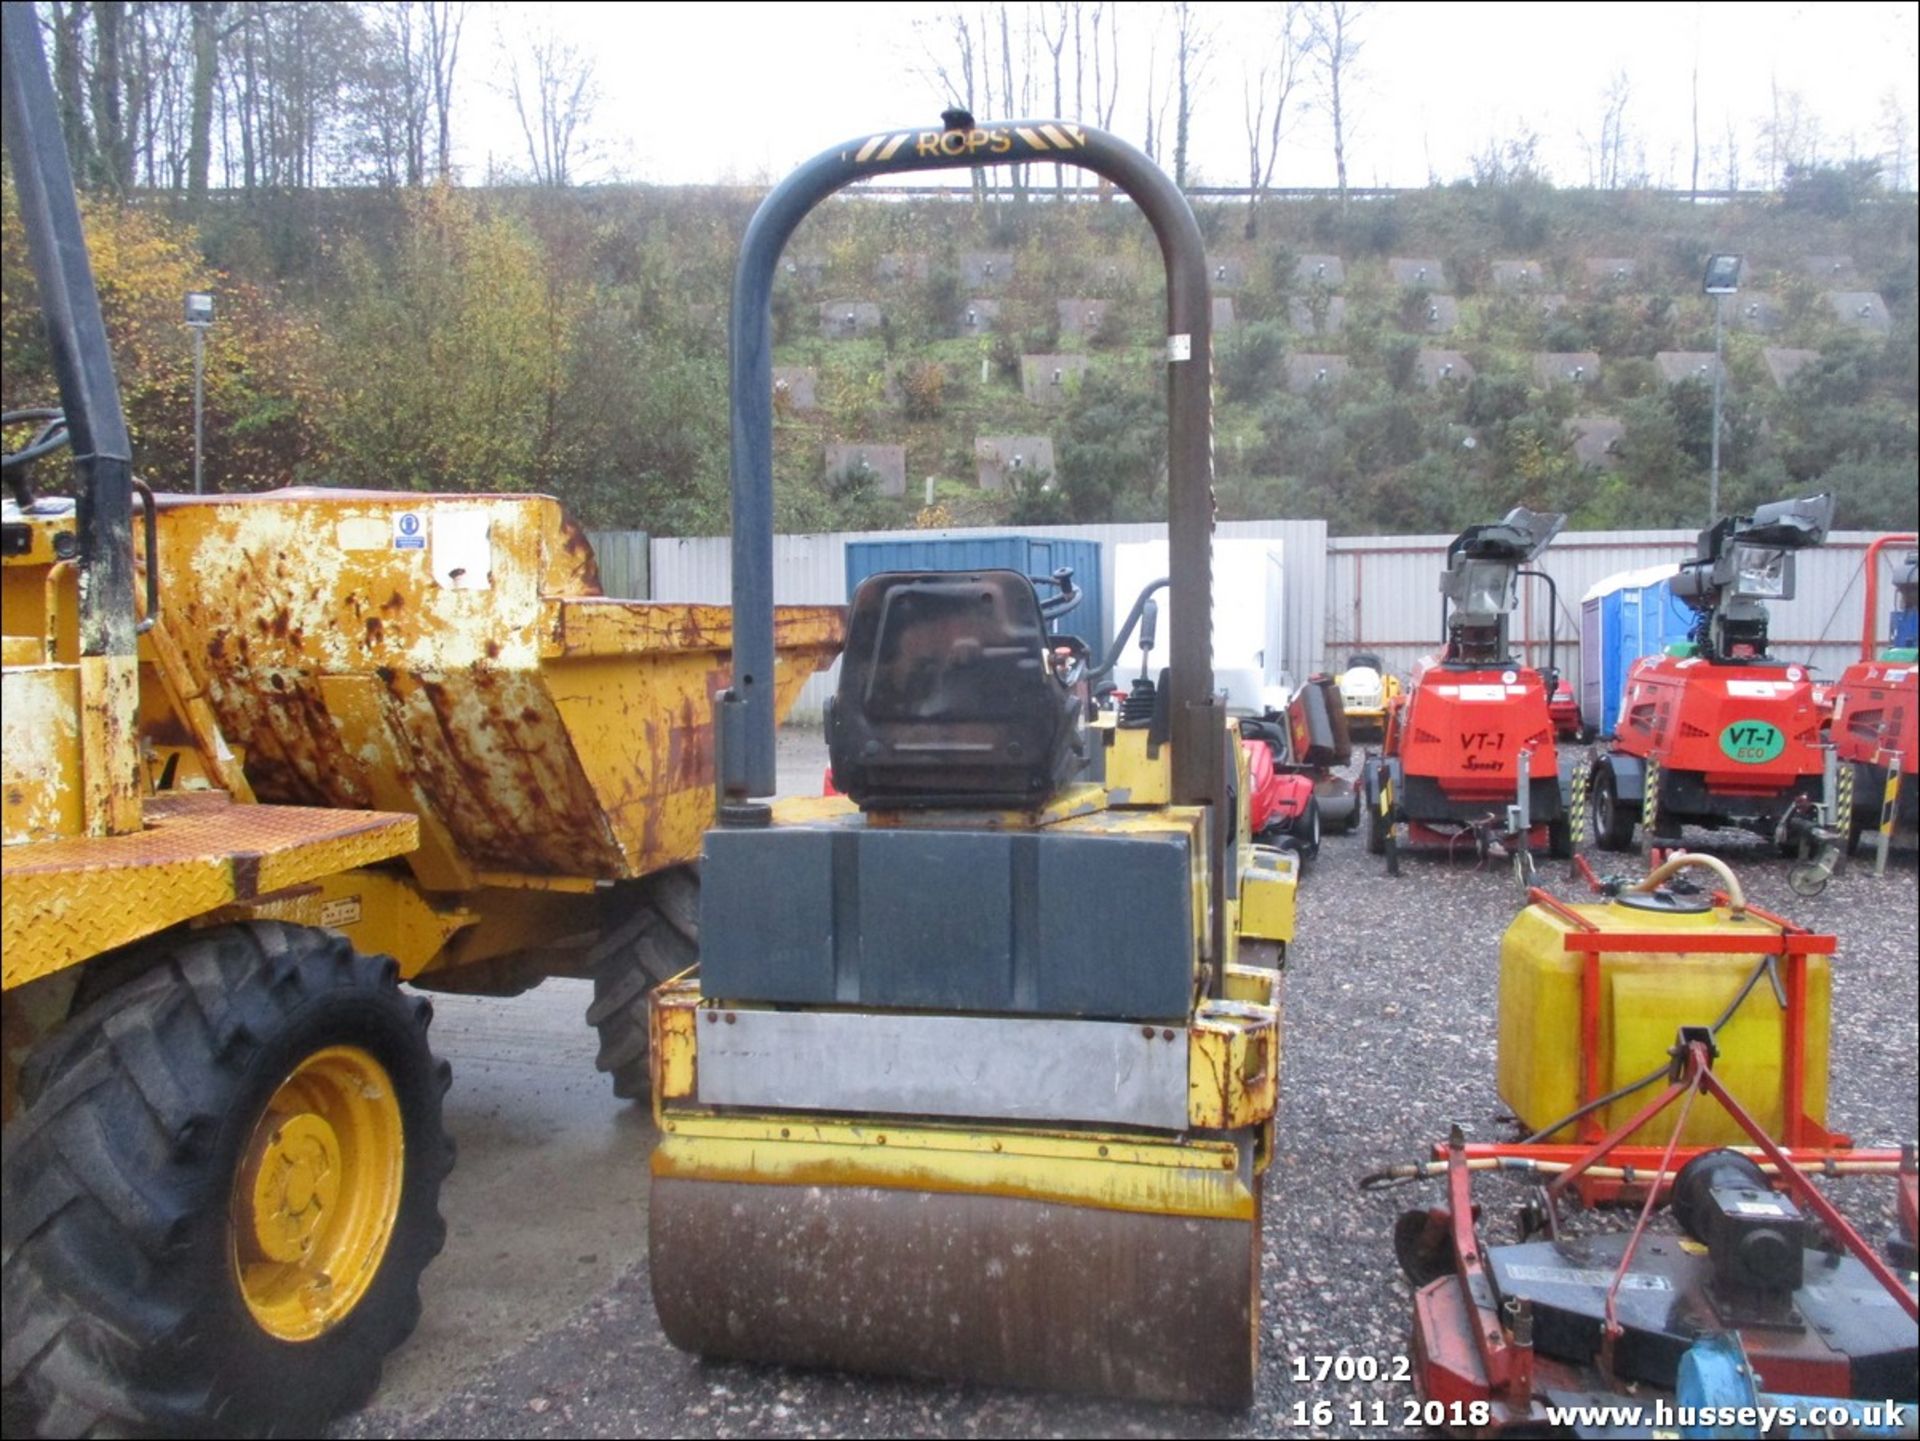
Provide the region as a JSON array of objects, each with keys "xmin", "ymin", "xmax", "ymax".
[{"xmin": 588, "ymin": 523, "xmax": 1901, "ymax": 725}]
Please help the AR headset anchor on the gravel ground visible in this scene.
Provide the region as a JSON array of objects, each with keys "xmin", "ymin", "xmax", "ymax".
[{"xmin": 344, "ymin": 739, "xmax": 1918, "ymax": 1440}]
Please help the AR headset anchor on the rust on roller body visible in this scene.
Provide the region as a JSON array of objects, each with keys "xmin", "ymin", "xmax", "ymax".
[{"xmin": 649, "ymin": 1176, "xmax": 1259, "ymax": 1409}]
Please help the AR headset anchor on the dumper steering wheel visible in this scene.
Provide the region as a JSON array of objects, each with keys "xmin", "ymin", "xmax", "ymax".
[{"xmin": 1, "ymin": 407, "xmax": 70, "ymax": 505}]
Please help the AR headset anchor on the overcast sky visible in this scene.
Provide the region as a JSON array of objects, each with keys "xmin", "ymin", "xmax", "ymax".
[{"xmin": 458, "ymin": 2, "xmax": 1919, "ymax": 191}]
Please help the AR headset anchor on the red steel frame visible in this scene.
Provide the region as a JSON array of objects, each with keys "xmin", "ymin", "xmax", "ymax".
[
  {"xmin": 1858, "ymin": 532, "xmax": 1918, "ymax": 660},
  {"xmin": 1411, "ymin": 884, "xmax": 1914, "ymax": 1430}
]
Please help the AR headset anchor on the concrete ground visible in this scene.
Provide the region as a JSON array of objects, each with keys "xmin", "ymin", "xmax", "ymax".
[
  {"xmin": 340, "ymin": 729, "xmax": 1919, "ymax": 1439},
  {"xmin": 346, "ymin": 725, "xmax": 834, "ymax": 1423}
]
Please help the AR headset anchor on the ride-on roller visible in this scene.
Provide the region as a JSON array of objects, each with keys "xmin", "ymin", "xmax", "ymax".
[
  {"xmin": 645, "ymin": 115, "xmax": 1292, "ymax": 1408},
  {"xmin": 1588, "ymin": 495, "xmax": 1843, "ymax": 892},
  {"xmin": 1363, "ymin": 509, "xmax": 1575, "ymax": 879},
  {"xmin": 1830, "ymin": 534, "xmax": 1917, "ymax": 862},
  {"xmin": 1367, "ymin": 855, "xmax": 1917, "ymax": 1434}
]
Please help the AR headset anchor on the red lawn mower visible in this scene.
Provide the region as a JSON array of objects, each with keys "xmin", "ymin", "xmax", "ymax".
[{"xmin": 1241, "ymin": 675, "xmax": 1357, "ymax": 863}]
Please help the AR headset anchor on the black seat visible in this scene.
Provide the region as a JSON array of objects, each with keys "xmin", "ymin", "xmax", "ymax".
[{"xmin": 826, "ymin": 570, "xmax": 1086, "ymax": 809}]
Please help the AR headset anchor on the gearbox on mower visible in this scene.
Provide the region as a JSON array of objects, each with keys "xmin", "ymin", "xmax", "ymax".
[
  {"xmin": 1363, "ymin": 508, "xmax": 1576, "ymax": 882},
  {"xmin": 1588, "ymin": 494, "xmax": 1844, "ymax": 893}
]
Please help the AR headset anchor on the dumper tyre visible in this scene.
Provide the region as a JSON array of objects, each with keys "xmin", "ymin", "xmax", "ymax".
[
  {"xmin": 1, "ymin": 922, "xmax": 452, "ymax": 1439},
  {"xmin": 587, "ymin": 866, "xmax": 700, "ymax": 1102}
]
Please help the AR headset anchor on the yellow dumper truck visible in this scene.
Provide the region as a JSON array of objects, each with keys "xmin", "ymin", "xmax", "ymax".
[{"xmin": 1, "ymin": 11, "xmax": 838, "ymax": 1433}]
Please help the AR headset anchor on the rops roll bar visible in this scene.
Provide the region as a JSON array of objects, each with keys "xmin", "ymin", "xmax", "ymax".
[{"xmin": 719, "ymin": 115, "xmax": 1220, "ymax": 835}]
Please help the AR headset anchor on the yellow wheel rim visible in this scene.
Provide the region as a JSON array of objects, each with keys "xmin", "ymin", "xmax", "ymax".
[{"xmin": 231, "ymin": 1045, "xmax": 405, "ymax": 1342}]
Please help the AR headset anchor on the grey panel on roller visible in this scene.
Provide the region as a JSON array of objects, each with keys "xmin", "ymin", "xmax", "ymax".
[
  {"xmin": 695, "ymin": 1010, "xmax": 1190, "ymax": 1130},
  {"xmin": 700, "ymin": 823, "xmax": 1194, "ymax": 1020},
  {"xmin": 700, "ymin": 827, "xmax": 836, "ymax": 1003}
]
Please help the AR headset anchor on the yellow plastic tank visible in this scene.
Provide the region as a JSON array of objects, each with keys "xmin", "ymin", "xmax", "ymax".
[{"xmin": 1496, "ymin": 892, "xmax": 1831, "ymax": 1148}]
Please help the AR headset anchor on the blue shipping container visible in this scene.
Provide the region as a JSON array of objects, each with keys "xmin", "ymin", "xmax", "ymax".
[
  {"xmin": 844, "ymin": 536, "xmax": 1106, "ymax": 652},
  {"xmin": 1579, "ymin": 569, "xmax": 1694, "ymax": 737}
]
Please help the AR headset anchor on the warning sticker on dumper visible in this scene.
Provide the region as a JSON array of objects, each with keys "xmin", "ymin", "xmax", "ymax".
[
  {"xmin": 318, "ymin": 896, "xmax": 363, "ymax": 928},
  {"xmin": 393, "ymin": 511, "xmax": 427, "ymax": 550}
]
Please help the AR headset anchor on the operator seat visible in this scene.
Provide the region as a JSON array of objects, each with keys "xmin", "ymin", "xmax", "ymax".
[{"xmin": 826, "ymin": 570, "xmax": 1087, "ymax": 809}]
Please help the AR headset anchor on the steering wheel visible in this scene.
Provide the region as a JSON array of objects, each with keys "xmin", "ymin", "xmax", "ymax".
[{"xmin": 2, "ymin": 408, "xmax": 71, "ymax": 505}]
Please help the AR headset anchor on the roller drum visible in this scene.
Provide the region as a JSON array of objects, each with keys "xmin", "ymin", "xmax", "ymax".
[{"xmin": 649, "ymin": 1176, "xmax": 1259, "ymax": 1408}]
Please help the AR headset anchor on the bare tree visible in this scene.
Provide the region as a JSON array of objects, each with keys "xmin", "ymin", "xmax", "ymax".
[
  {"xmin": 1091, "ymin": 2, "xmax": 1119, "ymax": 130},
  {"xmin": 1241, "ymin": 2, "xmax": 1306, "ymax": 236},
  {"xmin": 914, "ymin": 10, "xmax": 996, "ymax": 199},
  {"xmin": 1142, "ymin": 8, "xmax": 1172, "ymax": 166},
  {"xmin": 1758, "ymin": 77, "xmax": 1820, "ymax": 189},
  {"xmin": 1589, "ymin": 68, "xmax": 1633, "ymax": 188},
  {"xmin": 425, "ymin": 1, "xmax": 463, "ymax": 178},
  {"xmin": 503, "ymin": 20, "xmax": 597, "ymax": 186},
  {"xmin": 1169, "ymin": 0, "xmax": 1211, "ymax": 188},
  {"xmin": 1306, "ymin": 1, "xmax": 1366, "ymax": 210},
  {"xmin": 1688, "ymin": 46, "xmax": 1700, "ymax": 201},
  {"xmin": 1880, "ymin": 87, "xmax": 1913, "ymax": 191},
  {"xmin": 915, "ymin": 11, "xmax": 981, "ymax": 116},
  {"xmin": 186, "ymin": 2, "xmax": 229, "ymax": 198},
  {"xmin": 131, "ymin": 4, "xmax": 193, "ymax": 187},
  {"xmin": 89, "ymin": 1, "xmax": 132, "ymax": 191},
  {"xmin": 1039, "ymin": 1, "xmax": 1070, "ymax": 190},
  {"xmin": 48, "ymin": 1, "xmax": 90, "ymax": 177}
]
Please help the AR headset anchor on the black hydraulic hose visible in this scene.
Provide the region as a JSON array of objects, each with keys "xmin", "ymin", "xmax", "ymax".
[
  {"xmin": 1521, "ymin": 952, "xmax": 1779, "ymax": 1144},
  {"xmin": 1089, "ymin": 577, "xmax": 1170, "ymax": 686}
]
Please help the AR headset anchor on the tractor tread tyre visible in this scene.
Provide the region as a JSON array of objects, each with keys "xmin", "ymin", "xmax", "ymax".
[
  {"xmin": 587, "ymin": 867, "xmax": 700, "ymax": 1102},
  {"xmin": 1593, "ymin": 764, "xmax": 1636, "ymax": 852},
  {"xmin": 1296, "ymin": 798, "xmax": 1323, "ymax": 863},
  {"xmin": 1, "ymin": 922, "xmax": 452, "ymax": 1439},
  {"xmin": 1547, "ymin": 813, "xmax": 1574, "ymax": 861},
  {"xmin": 1362, "ymin": 760, "xmax": 1388, "ymax": 857}
]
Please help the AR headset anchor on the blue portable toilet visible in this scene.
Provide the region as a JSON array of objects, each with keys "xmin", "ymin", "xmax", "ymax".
[
  {"xmin": 844, "ymin": 535, "xmax": 1106, "ymax": 652},
  {"xmin": 1579, "ymin": 564, "xmax": 1694, "ymax": 737}
]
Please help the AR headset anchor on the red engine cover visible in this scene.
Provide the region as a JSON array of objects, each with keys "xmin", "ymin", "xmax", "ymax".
[
  {"xmin": 1548, "ymin": 679, "xmax": 1582, "ymax": 740},
  {"xmin": 1830, "ymin": 658, "xmax": 1918, "ymax": 774},
  {"xmin": 1611, "ymin": 654, "xmax": 1826, "ymax": 792},
  {"xmin": 1242, "ymin": 739, "xmax": 1312, "ymax": 832},
  {"xmin": 1385, "ymin": 655, "xmax": 1558, "ymax": 801}
]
